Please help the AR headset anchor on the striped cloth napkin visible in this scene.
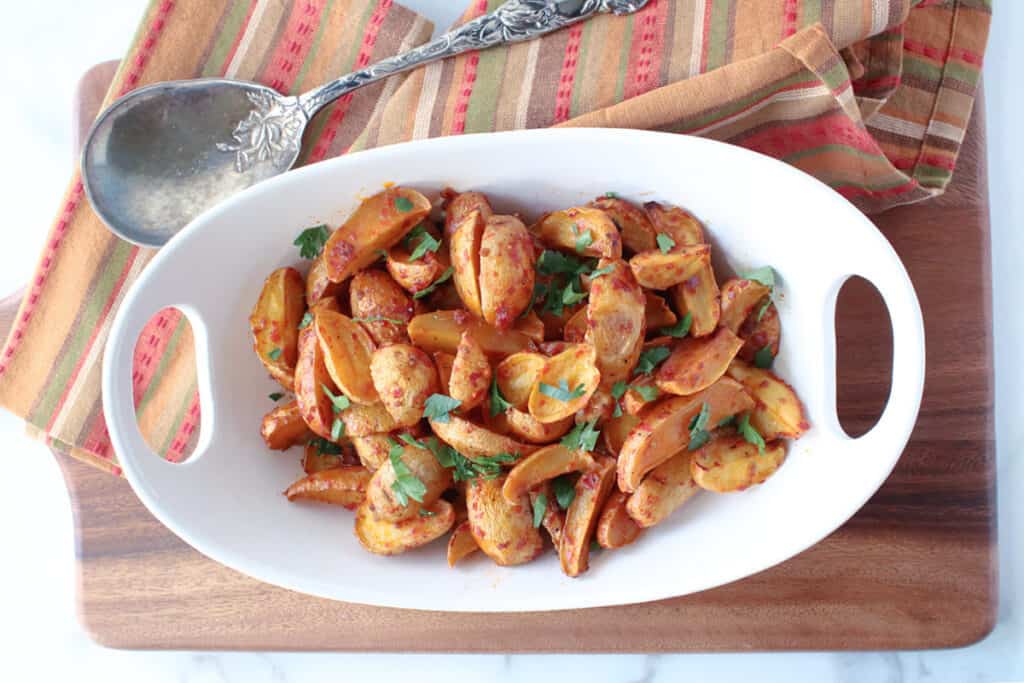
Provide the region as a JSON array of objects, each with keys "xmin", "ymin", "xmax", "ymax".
[{"xmin": 1, "ymin": 0, "xmax": 990, "ymax": 475}]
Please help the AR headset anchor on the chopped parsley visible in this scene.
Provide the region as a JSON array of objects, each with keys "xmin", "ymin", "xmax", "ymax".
[
  {"xmin": 561, "ymin": 420, "xmax": 600, "ymax": 452},
  {"xmin": 266, "ymin": 347, "xmax": 283, "ymax": 361},
  {"xmin": 352, "ymin": 315, "xmax": 405, "ymax": 325},
  {"xmin": 532, "ymin": 493, "xmax": 547, "ymax": 528},
  {"xmin": 743, "ymin": 266, "xmax": 776, "ymax": 321},
  {"xmin": 404, "ymin": 224, "xmax": 441, "ymax": 261},
  {"xmin": 412, "ymin": 266, "xmax": 454, "ymax": 300},
  {"xmin": 321, "ymin": 384, "xmax": 351, "ymax": 414},
  {"xmin": 423, "ymin": 393, "xmax": 462, "ymax": 423},
  {"xmin": 605, "ymin": 191, "xmax": 618, "ymax": 198},
  {"xmin": 552, "ymin": 474, "xmax": 577, "ymax": 510},
  {"xmin": 488, "ymin": 377, "xmax": 513, "ymax": 417},
  {"xmin": 589, "ymin": 264, "xmax": 615, "ymax": 278},
  {"xmin": 309, "ymin": 437, "xmax": 343, "ymax": 455},
  {"xmin": 754, "ymin": 344, "xmax": 774, "ymax": 369},
  {"xmin": 687, "ymin": 402, "xmax": 712, "ymax": 451},
  {"xmin": 394, "ymin": 196, "xmax": 415, "ymax": 213},
  {"xmin": 298, "ymin": 312, "xmax": 313, "ymax": 330},
  {"xmin": 611, "ymin": 381, "xmax": 628, "ymax": 417},
  {"xmin": 660, "ymin": 312, "xmax": 692, "ymax": 338},
  {"xmin": 419, "ymin": 509, "xmax": 436, "ymax": 518},
  {"xmin": 293, "ymin": 224, "xmax": 330, "ymax": 259},
  {"xmin": 572, "ymin": 224, "xmax": 594, "ymax": 254},
  {"xmin": 268, "ymin": 392, "xmax": 284, "ymax": 402},
  {"xmin": 632, "ymin": 384, "xmax": 660, "ymax": 402},
  {"xmin": 737, "ymin": 413, "xmax": 766, "ymax": 454},
  {"xmin": 330, "ymin": 417, "xmax": 344, "ymax": 441},
  {"xmin": 532, "ymin": 250, "xmax": 601, "ymax": 316},
  {"xmin": 656, "ymin": 233, "xmax": 675, "ymax": 254},
  {"xmin": 634, "ymin": 346, "xmax": 671, "ymax": 375},
  {"xmin": 388, "ymin": 438, "xmax": 427, "ymax": 506},
  {"xmin": 538, "ymin": 379, "xmax": 586, "ymax": 402}
]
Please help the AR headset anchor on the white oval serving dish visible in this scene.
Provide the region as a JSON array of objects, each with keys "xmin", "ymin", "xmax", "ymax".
[{"xmin": 102, "ymin": 128, "xmax": 925, "ymax": 612}]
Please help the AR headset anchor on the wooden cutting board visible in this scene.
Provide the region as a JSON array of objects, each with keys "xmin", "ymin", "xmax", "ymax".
[{"xmin": 45, "ymin": 78, "xmax": 995, "ymax": 651}]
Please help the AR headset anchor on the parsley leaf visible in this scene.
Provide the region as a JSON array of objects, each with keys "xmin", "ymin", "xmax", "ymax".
[
  {"xmin": 717, "ymin": 415, "xmax": 736, "ymax": 428},
  {"xmin": 293, "ymin": 224, "xmax": 330, "ymax": 259},
  {"xmin": 756, "ymin": 297, "xmax": 772, "ymax": 322},
  {"xmin": 538, "ymin": 379, "xmax": 586, "ymax": 402},
  {"xmin": 743, "ymin": 266, "xmax": 776, "ymax": 289},
  {"xmin": 534, "ymin": 250, "xmax": 600, "ymax": 316},
  {"xmin": 688, "ymin": 429, "xmax": 711, "ymax": 451},
  {"xmin": 634, "ymin": 346, "xmax": 671, "ymax": 375},
  {"xmin": 552, "ymin": 474, "xmax": 577, "ymax": 510},
  {"xmin": 611, "ymin": 380, "xmax": 628, "ymax": 418},
  {"xmin": 605, "ymin": 191, "xmax": 618, "ymax": 198},
  {"xmin": 560, "ymin": 280, "xmax": 588, "ymax": 306},
  {"xmin": 268, "ymin": 392, "xmax": 284, "ymax": 402},
  {"xmin": 331, "ymin": 417, "xmax": 344, "ymax": 441},
  {"xmin": 394, "ymin": 196, "xmax": 414, "ymax": 213},
  {"xmin": 398, "ymin": 432, "xmax": 424, "ymax": 449},
  {"xmin": 423, "ymin": 436, "xmax": 510, "ymax": 482},
  {"xmin": 737, "ymin": 413, "xmax": 766, "ymax": 454},
  {"xmin": 591, "ymin": 539, "xmax": 602, "ymax": 553},
  {"xmin": 660, "ymin": 312, "xmax": 692, "ymax": 338},
  {"xmin": 405, "ymin": 224, "xmax": 441, "ymax": 261},
  {"xmin": 561, "ymin": 420, "xmax": 600, "ymax": 452},
  {"xmin": 574, "ymin": 228, "xmax": 593, "ymax": 254},
  {"xmin": 754, "ymin": 344, "xmax": 774, "ymax": 369},
  {"xmin": 419, "ymin": 509, "xmax": 436, "ymax": 518},
  {"xmin": 632, "ymin": 384, "xmax": 660, "ymax": 402},
  {"xmin": 423, "ymin": 393, "xmax": 462, "ymax": 423},
  {"xmin": 388, "ymin": 438, "xmax": 427, "ymax": 506},
  {"xmin": 298, "ymin": 312, "xmax": 313, "ymax": 330},
  {"xmin": 412, "ymin": 266, "xmax": 454, "ymax": 300},
  {"xmin": 656, "ymin": 233, "xmax": 676, "ymax": 254},
  {"xmin": 470, "ymin": 452, "xmax": 519, "ymax": 480},
  {"xmin": 688, "ymin": 402, "xmax": 712, "ymax": 451},
  {"xmin": 309, "ymin": 437, "xmax": 343, "ymax": 455},
  {"xmin": 489, "ymin": 377, "xmax": 512, "ymax": 417},
  {"xmin": 537, "ymin": 250, "xmax": 588, "ymax": 276},
  {"xmin": 267, "ymin": 347, "xmax": 282, "ymax": 361},
  {"xmin": 352, "ymin": 316, "xmax": 405, "ymax": 325},
  {"xmin": 321, "ymin": 384, "xmax": 351, "ymax": 413},
  {"xmin": 590, "ymin": 265, "xmax": 615, "ymax": 278},
  {"xmin": 532, "ymin": 493, "xmax": 547, "ymax": 528}
]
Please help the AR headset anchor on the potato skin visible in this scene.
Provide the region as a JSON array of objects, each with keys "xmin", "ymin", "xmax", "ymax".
[
  {"xmin": 449, "ymin": 211, "xmax": 485, "ymax": 317},
  {"xmin": 430, "ymin": 415, "xmax": 538, "ymax": 460},
  {"xmin": 597, "ymin": 490, "xmax": 644, "ymax": 549},
  {"xmin": 533, "ymin": 207, "xmax": 622, "ymax": 259},
  {"xmin": 495, "ymin": 352, "xmax": 546, "ymax": 408},
  {"xmin": 306, "ymin": 254, "xmax": 341, "ymax": 306},
  {"xmin": 670, "ymin": 266, "xmax": 720, "ymax": 338},
  {"xmin": 447, "ymin": 520, "xmax": 480, "ymax": 567},
  {"xmin": 719, "ymin": 278, "xmax": 771, "ymax": 333},
  {"xmin": 408, "ymin": 310, "xmax": 534, "ymax": 357},
  {"xmin": 590, "ymin": 196, "xmax": 656, "ymax": 254},
  {"xmin": 479, "ymin": 215, "xmax": 536, "ymax": 329},
  {"xmin": 726, "ymin": 360, "xmax": 810, "ymax": 440},
  {"xmin": 504, "ymin": 408, "xmax": 574, "ymax": 444},
  {"xmin": 466, "ymin": 476, "xmax": 544, "ymax": 566},
  {"xmin": 656, "ymin": 326, "xmax": 744, "ymax": 397},
  {"xmin": 294, "ymin": 325, "xmax": 338, "ymax": 440},
  {"xmin": 691, "ymin": 437, "xmax": 787, "ymax": 492},
  {"xmin": 340, "ymin": 402, "xmax": 398, "ymax": 438},
  {"xmin": 643, "ymin": 202, "xmax": 705, "ymax": 245},
  {"xmin": 370, "ymin": 344, "xmax": 439, "ymax": 427},
  {"xmin": 351, "ymin": 433, "xmax": 393, "ymax": 471},
  {"xmin": 284, "ymin": 466, "xmax": 371, "ymax": 510},
  {"xmin": 443, "ymin": 189, "xmax": 493, "ymax": 239},
  {"xmin": 250, "ymin": 267, "xmax": 306, "ymax": 390},
  {"xmin": 449, "ymin": 331, "xmax": 491, "ymax": 412},
  {"xmin": 586, "ymin": 259, "xmax": 645, "ymax": 388},
  {"xmin": 260, "ymin": 400, "xmax": 311, "ymax": 450},
  {"xmin": 626, "ymin": 451, "xmax": 700, "ymax": 527},
  {"xmin": 560, "ymin": 455, "xmax": 617, "ymax": 577},
  {"xmin": 629, "ymin": 245, "xmax": 711, "ymax": 290},
  {"xmin": 324, "ymin": 187, "xmax": 431, "ymax": 283},
  {"xmin": 355, "ymin": 498, "xmax": 455, "ymax": 556},
  {"xmin": 349, "ymin": 269, "xmax": 415, "ymax": 346},
  {"xmin": 365, "ymin": 442, "xmax": 452, "ymax": 521},
  {"xmin": 644, "ymin": 292, "xmax": 677, "ymax": 330},
  {"xmin": 502, "ymin": 443, "xmax": 595, "ymax": 503},
  {"xmin": 315, "ymin": 310, "xmax": 379, "ymax": 404}
]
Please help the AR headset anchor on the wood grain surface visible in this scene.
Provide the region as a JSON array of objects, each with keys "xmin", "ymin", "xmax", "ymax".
[{"xmin": 36, "ymin": 76, "xmax": 996, "ymax": 651}]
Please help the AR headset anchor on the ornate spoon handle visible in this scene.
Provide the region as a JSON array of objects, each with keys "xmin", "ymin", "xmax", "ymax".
[{"xmin": 296, "ymin": 0, "xmax": 647, "ymax": 117}]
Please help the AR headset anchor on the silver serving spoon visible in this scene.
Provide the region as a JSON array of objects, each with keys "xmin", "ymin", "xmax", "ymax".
[{"xmin": 81, "ymin": 0, "xmax": 648, "ymax": 248}]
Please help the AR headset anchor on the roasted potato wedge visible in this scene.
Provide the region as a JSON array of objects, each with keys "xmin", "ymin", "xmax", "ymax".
[
  {"xmin": 586, "ymin": 259, "xmax": 645, "ymax": 387},
  {"xmin": 449, "ymin": 210, "xmax": 485, "ymax": 317},
  {"xmin": 324, "ymin": 187, "xmax": 431, "ymax": 283},
  {"xmin": 408, "ymin": 310, "xmax": 534, "ymax": 357},
  {"xmin": 355, "ymin": 498, "xmax": 454, "ymax": 556},
  {"xmin": 443, "ymin": 189, "xmax": 493, "ymax": 239},
  {"xmin": 479, "ymin": 215, "xmax": 536, "ymax": 328},
  {"xmin": 603, "ymin": 413, "xmax": 641, "ymax": 456},
  {"xmin": 466, "ymin": 476, "xmax": 544, "ymax": 566},
  {"xmin": 563, "ymin": 307, "xmax": 588, "ymax": 343},
  {"xmin": 590, "ymin": 196, "xmax": 656, "ymax": 254},
  {"xmin": 294, "ymin": 326, "xmax": 339, "ymax": 439},
  {"xmin": 365, "ymin": 441, "xmax": 452, "ymax": 521},
  {"xmin": 720, "ymin": 278, "xmax": 772, "ymax": 333},
  {"xmin": 370, "ymin": 344, "xmax": 439, "ymax": 427},
  {"xmin": 539, "ymin": 304, "xmax": 584, "ymax": 341},
  {"xmin": 643, "ymin": 202, "xmax": 705, "ymax": 245},
  {"xmin": 284, "ymin": 466, "xmax": 371, "ymax": 510},
  {"xmin": 691, "ymin": 437, "xmax": 787, "ymax": 492},
  {"xmin": 620, "ymin": 375, "xmax": 660, "ymax": 416},
  {"xmin": 349, "ymin": 434, "xmax": 390, "ymax": 471},
  {"xmin": 530, "ymin": 481, "xmax": 565, "ymax": 545},
  {"xmin": 433, "ymin": 352, "xmax": 455, "ymax": 392},
  {"xmin": 305, "ymin": 254, "xmax": 341, "ymax": 306},
  {"xmin": 302, "ymin": 441, "xmax": 348, "ymax": 473},
  {"xmin": 447, "ymin": 520, "xmax": 480, "ymax": 567},
  {"xmin": 250, "ymin": 267, "xmax": 306, "ymax": 390},
  {"xmin": 430, "ymin": 414, "xmax": 538, "ymax": 460},
  {"xmin": 656, "ymin": 327, "xmax": 744, "ymax": 396},
  {"xmin": 515, "ymin": 311, "xmax": 546, "ymax": 345},
  {"xmin": 340, "ymin": 401, "xmax": 398, "ymax": 437},
  {"xmin": 386, "ymin": 223, "xmax": 450, "ymax": 296},
  {"xmin": 576, "ymin": 388, "xmax": 614, "ymax": 425},
  {"xmin": 726, "ymin": 360, "xmax": 810, "ymax": 439},
  {"xmin": 644, "ymin": 292, "xmax": 677, "ymax": 330},
  {"xmin": 315, "ymin": 310, "xmax": 378, "ymax": 404},
  {"xmin": 495, "ymin": 352, "xmax": 546, "ymax": 409},
  {"xmin": 533, "ymin": 207, "xmax": 622, "ymax": 259},
  {"xmin": 505, "ymin": 408, "xmax": 574, "ymax": 443},
  {"xmin": 560, "ymin": 455, "xmax": 616, "ymax": 577},
  {"xmin": 738, "ymin": 302, "xmax": 781, "ymax": 363},
  {"xmin": 502, "ymin": 443, "xmax": 596, "ymax": 503},
  {"xmin": 626, "ymin": 450, "xmax": 700, "ymax": 527},
  {"xmin": 260, "ymin": 400, "xmax": 311, "ymax": 450},
  {"xmin": 349, "ymin": 269, "xmax": 415, "ymax": 346},
  {"xmin": 629, "ymin": 245, "xmax": 711, "ymax": 290},
  {"xmin": 449, "ymin": 331, "xmax": 491, "ymax": 412},
  {"xmin": 617, "ymin": 377, "xmax": 755, "ymax": 492},
  {"xmin": 670, "ymin": 266, "xmax": 720, "ymax": 338},
  {"xmin": 528, "ymin": 344, "xmax": 601, "ymax": 423},
  {"xmin": 597, "ymin": 490, "xmax": 644, "ymax": 548}
]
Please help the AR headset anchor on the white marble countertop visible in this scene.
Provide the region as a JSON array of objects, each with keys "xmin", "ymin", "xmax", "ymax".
[{"xmin": 0, "ymin": 1, "xmax": 1020, "ymax": 681}]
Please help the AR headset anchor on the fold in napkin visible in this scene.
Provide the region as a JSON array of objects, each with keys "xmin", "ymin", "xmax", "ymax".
[{"xmin": 0, "ymin": 0, "xmax": 990, "ymax": 475}]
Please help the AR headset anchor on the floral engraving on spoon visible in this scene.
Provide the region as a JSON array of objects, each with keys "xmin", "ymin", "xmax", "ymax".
[{"xmin": 216, "ymin": 90, "xmax": 306, "ymax": 173}]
